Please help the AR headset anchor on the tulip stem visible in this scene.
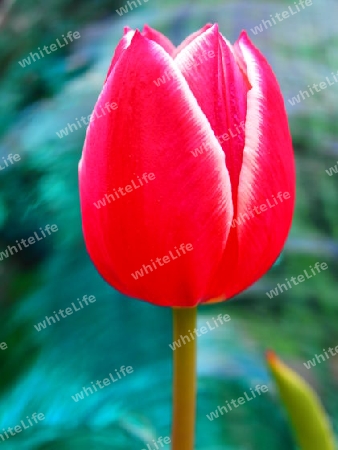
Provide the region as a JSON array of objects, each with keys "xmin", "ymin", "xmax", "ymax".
[{"xmin": 171, "ymin": 306, "xmax": 197, "ymax": 450}]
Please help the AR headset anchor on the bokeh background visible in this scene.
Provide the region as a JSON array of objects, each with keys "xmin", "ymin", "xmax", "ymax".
[{"xmin": 0, "ymin": 0, "xmax": 337, "ymax": 448}]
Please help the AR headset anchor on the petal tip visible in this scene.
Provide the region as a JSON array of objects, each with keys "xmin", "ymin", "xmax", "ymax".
[
  {"xmin": 238, "ymin": 30, "xmax": 253, "ymax": 47},
  {"xmin": 123, "ymin": 26, "xmax": 133, "ymax": 35},
  {"xmin": 266, "ymin": 349, "xmax": 278, "ymax": 364}
]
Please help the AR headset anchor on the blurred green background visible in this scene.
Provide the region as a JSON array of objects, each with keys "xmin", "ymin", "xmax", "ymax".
[{"xmin": 0, "ymin": 0, "xmax": 337, "ymax": 448}]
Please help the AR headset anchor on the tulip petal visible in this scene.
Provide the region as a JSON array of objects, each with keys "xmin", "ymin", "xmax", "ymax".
[
  {"xmin": 105, "ymin": 25, "xmax": 175, "ymax": 82},
  {"xmin": 123, "ymin": 26, "xmax": 132, "ymax": 34},
  {"xmin": 105, "ymin": 29, "xmax": 135, "ymax": 82},
  {"xmin": 173, "ymin": 24, "xmax": 213, "ymax": 57},
  {"xmin": 79, "ymin": 32, "xmax": 233, "ymax": 307},
  {"xmin": 141, "ymin": 25, "xmax": 176, "ymax": 56},
  {"xmin": 175, "ymin": 24, "xmax": 249, "ymax": 210},
  {"xmin": 204, "ymin": 31, "xmax": 295, "ymax": 302}
]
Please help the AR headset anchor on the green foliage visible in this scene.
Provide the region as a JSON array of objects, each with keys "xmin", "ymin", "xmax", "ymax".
[{"xmin": 267, "ymin": 353, "xmax": 335, "ymax": 450}]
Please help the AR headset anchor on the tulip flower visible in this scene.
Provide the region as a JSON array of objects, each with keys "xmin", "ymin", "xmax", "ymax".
[
  {"xmin": 79, "ymin": 24, "xmax": 295, "ymax": 450},
  {"xmin": 79, "ymin": 24, "xmax": 295, "ymax": 308}
]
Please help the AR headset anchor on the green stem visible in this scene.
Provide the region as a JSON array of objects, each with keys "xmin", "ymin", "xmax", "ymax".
[{"xmin": 171, "ymin": 307, "xmax": 197, "ymax": 450}]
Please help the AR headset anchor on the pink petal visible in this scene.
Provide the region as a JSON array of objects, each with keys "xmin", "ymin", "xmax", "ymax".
[
  {"xmin": 79, "ymin": 32, "xmax": 233, "ymax": 307},
  {"xmin": 175, "ymin": 24, "xmax": 250, "ymax": 210},
  {"xmin": 173, "ymin": 24, "xmax": 213, "ymax": 57},
  {"xmin": 141, "ymin": 25, "xmax": 176, "ymax": 56},
  {"xmin": 204, "ymin": 31, "xmax": 295, "ymax": 302},
  {"xmin": 105, "ymin": 29, "xmax": 135, "ymax": 82}
]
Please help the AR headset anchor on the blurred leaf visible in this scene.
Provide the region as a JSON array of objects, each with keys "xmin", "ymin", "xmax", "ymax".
[{"xmin": 266, "ymin": 351, "xmax": 335, "ymax": 450}]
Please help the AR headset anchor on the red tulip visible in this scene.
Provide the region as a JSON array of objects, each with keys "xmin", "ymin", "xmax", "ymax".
[{"xmin": 79, "ymin": 24, "xmax": 295, "ymax": 307}]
